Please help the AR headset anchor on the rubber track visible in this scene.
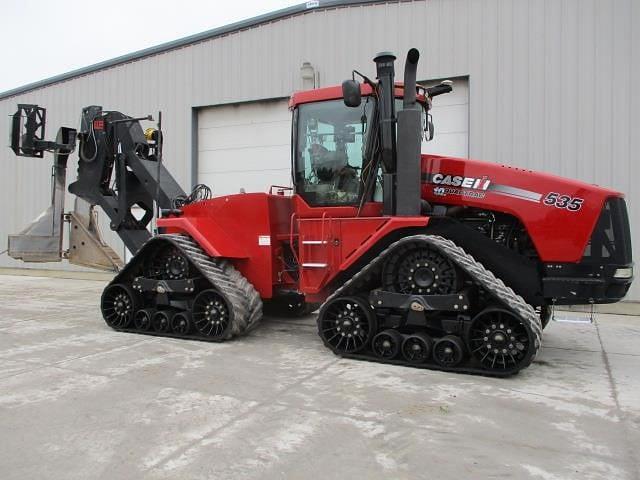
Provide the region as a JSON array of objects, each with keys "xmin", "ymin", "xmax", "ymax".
[
  {"xmin": 168, "ymin": 234, "xmax": 263, "ymax": 337},
  {"xmin": 322, "ymin": 234, "xmax": 542, "ymax": 373},
  {"xmin": 113, "ymin": 234, "xmax": 262, "ymax": 341}
]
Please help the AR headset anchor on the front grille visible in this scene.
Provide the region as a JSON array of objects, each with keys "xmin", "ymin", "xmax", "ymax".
[{"xmin": 582, "ymin": 197, "xmax": 632, "ymax": 264}]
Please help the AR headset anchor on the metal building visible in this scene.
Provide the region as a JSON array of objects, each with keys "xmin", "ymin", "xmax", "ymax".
[{"xmin": 1, "ymin": 0, "xmax": 638, "ymax": 302}]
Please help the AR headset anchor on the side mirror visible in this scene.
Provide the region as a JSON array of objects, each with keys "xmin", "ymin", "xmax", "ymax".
[
  {"xmin": 425, "ymin": 113, "xmax": 434, "ymax": 141},
  {"xmin": 342, "ymin": 80, "xmax": 361, "ymax": 107}
]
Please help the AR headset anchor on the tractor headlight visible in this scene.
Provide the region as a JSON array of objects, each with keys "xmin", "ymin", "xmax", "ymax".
[{"xmin": 613, "ymin": 267, "xmax": 633, "ymax": 279}]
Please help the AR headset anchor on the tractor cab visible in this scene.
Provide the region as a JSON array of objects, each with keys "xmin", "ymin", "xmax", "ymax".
[
  {"xmin": 293, "ymin": 96, "xmax": 374, "ymax": 206},
  {"xmin": 291, "ymin": 87, "xmax": 434, "ymax": 209},
  {"xmin": 290, "ymin": 50, "xmax": 451, "ymax": 215}
]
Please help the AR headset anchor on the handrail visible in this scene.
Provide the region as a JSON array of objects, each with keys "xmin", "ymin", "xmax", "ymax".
[{"xmin": 289, "ymin": 212, "xmax": 300, "ymax": 265}]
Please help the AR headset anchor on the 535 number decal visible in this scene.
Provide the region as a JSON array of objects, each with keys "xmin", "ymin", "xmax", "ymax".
[{"xmin": 543, "ymin": 192, "xmax": 584, "ymax": 212}]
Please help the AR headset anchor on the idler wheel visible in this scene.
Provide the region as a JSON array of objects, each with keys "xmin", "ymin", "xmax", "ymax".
[
  {"xmin": 192, "ymin": 289, "xmax": 232, "ymax": 338},
  {"xmin": 401, "ymin": 332, "xmax": 434, "ymax": 364},
  {"xmin": 372, "ymin": 329, "xmax": 403, "ymax": 359},
  {"xmin": 382, "ymin": 243, "xmax": 460, "ymax": 295},
  {"xmin": 467, "ymin": 307, "xmax": 533, "ymax": 372},
  {"xmin": 146, "ymin": 245, "xmax": 190, "ymax": 280},
  {"xmin": 101, "ymin": 284, "xmax": 139, "ymax": 329},
  {"xmin": 433, "ymin": 335, "xmax": 465, "ymax": 367},
  {"xmin": 318, "ymin": 296, "xmax": 376, "ymax": 354}
]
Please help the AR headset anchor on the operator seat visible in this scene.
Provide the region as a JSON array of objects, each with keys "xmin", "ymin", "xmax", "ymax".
[{"xmin": 310, "ymin": 144, "xmax": 348, "ymax": 183}]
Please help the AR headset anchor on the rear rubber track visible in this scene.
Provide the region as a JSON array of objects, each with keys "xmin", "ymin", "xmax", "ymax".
[
  {"xmin": 167, "ymin": 234, "xmax": 263, "ymax": 337},
  {"xmin": 104, "ymin": 233, "xmax": 262, "ymax": 341}
]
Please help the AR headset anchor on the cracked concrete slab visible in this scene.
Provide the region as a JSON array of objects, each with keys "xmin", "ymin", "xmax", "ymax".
[{"xmin": 0, "ymin": 275, "xmax": 638, "ymax": 479}]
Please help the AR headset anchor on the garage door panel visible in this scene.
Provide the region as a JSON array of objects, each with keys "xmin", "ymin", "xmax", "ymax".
[
  {"xmin": 199, "ymin": 102, "xmax": 290, "ymax": 128},
  {"xmin": 421, "ymin": 77, "xmax": 469, "ymax": 157},
  {"xmin": 198, "ymin": 99, "xmax": 291, "ymax": 193},
  {"xmin": 430, "ymin": 104, "xmax": 468, "ymax": 134},
  {"xmin": 424, "ymin": 132, "xmax": 468, "ymax": 158},
  {"xmin": 199, "ymin": 121, "xmax": 290, "ymax": 151},
  {"xmin": 199, "ymin": 170, "xmax": 291, "ymax": 196},
  {"xmin": 198, "ymin": 145, "xmax": 290, "ymax": 174}
]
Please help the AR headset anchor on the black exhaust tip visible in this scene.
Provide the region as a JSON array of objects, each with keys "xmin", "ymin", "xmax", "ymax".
[
  {"xmin": 403, "ymin": 48, "xmax": 420, "ymax": 108},
  {"xmin": 407, "ymin": 48, "xmax": 419, "ymax": 65}
]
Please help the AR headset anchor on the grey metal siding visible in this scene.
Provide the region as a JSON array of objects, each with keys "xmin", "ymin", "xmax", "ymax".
[{"xmin": 1, "ymin": 0, "xmax": 639, "ymax": 300}]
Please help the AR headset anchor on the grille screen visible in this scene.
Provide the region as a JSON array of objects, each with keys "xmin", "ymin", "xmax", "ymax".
[{"xmin": 582, "ymin": 197, "xmax": 632, "ymax": 264}]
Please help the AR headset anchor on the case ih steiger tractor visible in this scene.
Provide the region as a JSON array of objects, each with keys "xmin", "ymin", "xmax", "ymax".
[{"xmin": 7, "ymin": 49, "xmax": 633, "ymax": 376}]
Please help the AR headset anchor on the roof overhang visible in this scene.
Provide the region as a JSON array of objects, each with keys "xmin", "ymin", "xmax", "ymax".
[{"xmin": 0, "ymin": 0, "xmax": 393, "ymax": 101}]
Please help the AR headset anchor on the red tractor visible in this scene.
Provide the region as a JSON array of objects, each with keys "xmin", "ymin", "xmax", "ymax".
[{"xmin": 8, "ymin": 49, "xmax": 633, "ymax": 376}]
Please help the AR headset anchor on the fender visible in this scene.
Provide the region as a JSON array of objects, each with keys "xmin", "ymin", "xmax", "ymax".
[{"xmin": 158, "ymin": 216, "xmax": 248, "ymax": 258}]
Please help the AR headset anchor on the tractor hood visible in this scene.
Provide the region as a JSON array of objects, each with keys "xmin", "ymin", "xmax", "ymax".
[{"xmin": 420, "ymin": 154, "xmax": 624, "ymax": 263}]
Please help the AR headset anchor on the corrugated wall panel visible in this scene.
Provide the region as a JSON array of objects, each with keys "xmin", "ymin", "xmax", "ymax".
[{"xmin": 1, "ymin": 0, "xmax": 639, "ymax": 300}]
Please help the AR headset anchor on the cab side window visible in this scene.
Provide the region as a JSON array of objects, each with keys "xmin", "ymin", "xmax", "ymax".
[{"xmin": 295, "ymin": 99, "xmax": 373, "ymax": 206}]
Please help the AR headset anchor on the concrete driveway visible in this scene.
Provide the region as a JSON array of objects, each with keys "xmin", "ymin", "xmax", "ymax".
[{"xmin": 0, "ymin": 275, "xmax": 638, "ymax": 479}]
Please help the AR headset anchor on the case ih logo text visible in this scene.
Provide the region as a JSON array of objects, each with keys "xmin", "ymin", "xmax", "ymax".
[{"xmin": 429, "ymin": 173, "xmax": 491, "ymax": 191}]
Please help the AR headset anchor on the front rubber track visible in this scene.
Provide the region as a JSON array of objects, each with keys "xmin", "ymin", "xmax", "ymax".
[{"xmin": 318, "ymin": 234, "xmax": 542, "ymax": 377}]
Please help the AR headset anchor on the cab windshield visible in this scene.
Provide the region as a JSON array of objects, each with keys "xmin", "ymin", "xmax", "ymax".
[{"xmin": 294, "ymin": 98, "xmax": 375, "ymax": 206}]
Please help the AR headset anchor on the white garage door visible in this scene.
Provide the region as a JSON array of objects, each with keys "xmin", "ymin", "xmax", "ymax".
[
  {"xmin": 421, "ymin": 77, "xmax": 469, "ymax": 158},
  {"xmin": 197, "ymin": 99, "xmax": 292, "ymax": 196},
  {"xmin": 197, "ymin": 81, "xmax": 468, "ymax": 195}
]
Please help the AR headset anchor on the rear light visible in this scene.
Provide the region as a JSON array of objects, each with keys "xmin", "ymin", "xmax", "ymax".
[{"xmin": 613, "ymin": 267, "xmax": 633, "ymax": 279}]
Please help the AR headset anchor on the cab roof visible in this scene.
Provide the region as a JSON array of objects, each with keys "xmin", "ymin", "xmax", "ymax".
[{"xmin": 289, "ymin": 83, "xmax": 424, "ymax": 108}]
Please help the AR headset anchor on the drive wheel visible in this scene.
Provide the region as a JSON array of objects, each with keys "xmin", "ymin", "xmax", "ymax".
[
  {"xmin": 467, "ymin": 307, "xmax": 533, "ymax": 372},
  {"xmin": 401, "ymin": 332, "xmax": 433, "ymax": 364},
  {"xmin": 192, "ymin": 289, "xmax": 232, "ymax": 338},
  {"xmin": 372, "ymin": 330, "xmax": 403, "ymax": 359},
  {"xmin": 433, "ymin": 335, "xmax": 465, "ymax": 367},
  {"xmin": 146, "ymin": 245, "xmax": 190, "ymax": 280},
  {"xmin": 318, "ymin": 296, "xmax": 376, "ymax": 354},
  {"xmin": 134, "ymin": 309, "xmax": 154, "ymax": 331},
  {"xmin": 101, "ymin": 284, "xmax": 139, "ymax": 329},
  {"xmin": 382, "ymin": 243, "xmax": 460, "ymax": 295},
  {"xmin": 170, "ymin": 311, "xmax": 192, "ymax": 335}
]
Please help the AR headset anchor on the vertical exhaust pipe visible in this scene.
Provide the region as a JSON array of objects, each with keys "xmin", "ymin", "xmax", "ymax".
[
  {"xmin": 403, "ymin": 48, "xmax": 420, "ymax": 108},
  {"xmin": 395, "ymin": 48, "xmax": 422, "ymax": 216}
]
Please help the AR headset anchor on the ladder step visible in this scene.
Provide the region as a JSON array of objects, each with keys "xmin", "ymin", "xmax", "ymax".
[{"xmin": 302, "ymin": 263, "xmax": 328, "ymax": 268}]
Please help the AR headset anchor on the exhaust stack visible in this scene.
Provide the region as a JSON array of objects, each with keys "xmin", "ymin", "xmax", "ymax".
[
  {"xmin": 395, "ymin": 48, "xmax": 423, "ymax": 216},
  {"xmin": 403, "ymin": 48, "xmax": 419, "ymax": 108}
]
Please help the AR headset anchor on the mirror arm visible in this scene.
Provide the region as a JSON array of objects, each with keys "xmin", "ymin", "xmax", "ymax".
[{"xmin": 352, "ymin": 70, "xmax": 377, "ymax": 90}]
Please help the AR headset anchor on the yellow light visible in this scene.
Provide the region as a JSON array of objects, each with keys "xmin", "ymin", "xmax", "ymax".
[{"xmin": 144, "ymin": 128, "xmax": 157, "ymax": 141}]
